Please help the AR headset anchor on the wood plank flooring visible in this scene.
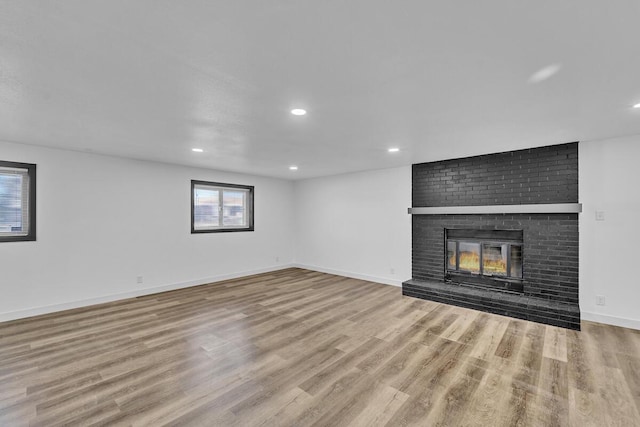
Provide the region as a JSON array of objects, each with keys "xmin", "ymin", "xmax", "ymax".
[{"xmin": 1, "ymin": 268, "xmax": 639, "ymax": 426}]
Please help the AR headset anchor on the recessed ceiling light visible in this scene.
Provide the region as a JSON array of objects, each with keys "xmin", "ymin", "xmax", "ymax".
[
  {"xmin": 633, "ymin": 103, "xmax": 640, "ymax": 109},
  {"xmin": 289, "ymin": 165, "xmax": 298, "ymax": 171},
  {"xmin": 388, "ymin": 147, "xmax": 400, "ymax": 153},
  {"xmin": 192, "ymin": 148, "xmax": 204, "ymax": 153},
  {"xmin": 528, "ymin": 64, "xmax": 561, "ymax": 84},
  {"xmin": 291, "ymin": 109, "xmax": 307, "ymax": 116}
]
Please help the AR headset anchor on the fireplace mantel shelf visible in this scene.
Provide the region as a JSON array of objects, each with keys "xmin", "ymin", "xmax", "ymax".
[{"xmin": 408, "ymin": 203, "xmax": 582, "ymax": 215}]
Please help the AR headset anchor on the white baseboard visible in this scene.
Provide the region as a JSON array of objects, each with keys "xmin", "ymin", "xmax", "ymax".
[
  {"xmin": 581, "ymin": 311, "xmax": 640, "ymax": 331},
  {"xmin": 9, "ymin": 264, "xmax": 637, "ymax": 332},
  {"xmin": 0, "ymin": 264, "xmax": 295, "ymax": 323},
  {"xmin": 292, "ymin": 263, "xmax": 403, "ymax": 287}
]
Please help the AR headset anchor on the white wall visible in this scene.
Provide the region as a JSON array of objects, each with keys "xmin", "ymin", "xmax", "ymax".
[
  {"xmin": 580, "ymin": 135, "xmax": 640, "ymax": 329},
  {"xmin": 293, "ymin": 166, "xmax": 411, "ymax": 286},
  {"xmin": 3, "ymin": 137, "xmax": 640, "ymax": 329},
  {"xmin": 0, "ymin": 141, "xmax": 294, "ymax": 321},
  {"xmin": 292, "ymin": 140, "xmax": 640, "ymax": 330}
]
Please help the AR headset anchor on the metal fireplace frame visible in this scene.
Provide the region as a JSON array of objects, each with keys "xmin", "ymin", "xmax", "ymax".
[{"xmin": 445, "ymin": 228, "xmax": 524, "ymax": 293}]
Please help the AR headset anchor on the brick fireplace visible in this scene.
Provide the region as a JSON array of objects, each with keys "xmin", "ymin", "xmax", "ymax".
[{"xmin": 402, "ymin": 142, "xmax": 581, "ymax": 329}]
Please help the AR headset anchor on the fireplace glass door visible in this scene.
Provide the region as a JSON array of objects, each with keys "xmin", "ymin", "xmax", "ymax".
[
  {"xmin": 510, "ymin": 245, "xmax": 523, "ymax": 278},
  {"xmin": 445, "ymin": 229, "xmax": 524, "ymax": 292},
  {"xmin": 482, "ymin": 243, "xmax": 508, "ymax": 276},
  {"xmin": 447, "ymin": 241, "xmax": 456, "ymax": 270},
  {"xmin": 458, "ymin": 242, "xmax": 481, "ymax": 274}
]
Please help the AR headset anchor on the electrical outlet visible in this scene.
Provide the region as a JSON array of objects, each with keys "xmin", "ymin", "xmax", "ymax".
[
  {"xmin": 275, "ymin": 256, "xmax": 280, "ymax": 263},
  {"xmin": 596, "ymin": 295, "xmax": 606, "ymax": 306},
  {"xmin": 595, "ymin": 211, "xmax": 605, "ymax": 221},
  {"xmin": 390, "ymin": 268, "xmax": 395, "ymax": 275},
  {"xmin": 137, "ymin": 276, "xmax": 143, "ymax": 284}
]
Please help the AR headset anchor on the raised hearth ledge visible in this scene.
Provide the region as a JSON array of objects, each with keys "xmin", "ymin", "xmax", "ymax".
[
  {"xmin": 407, "ymin": 203, "xmax": 582, "ymax": 215},
  {"xmin": 402, "ymin": 279, "xmax": 581, "ymax": 330}
]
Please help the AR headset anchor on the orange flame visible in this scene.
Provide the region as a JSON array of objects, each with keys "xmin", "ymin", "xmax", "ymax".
[
  {"xmin": 483, "ymin": 257, "xmax": 507, "ymax": 275},
  {"xmin": 457, "ymin": 251, "xmax": 480, "ymax": 273},
  {"xmin": 450, "ymin": 251, "xmax": 507, "ymax": 275}
]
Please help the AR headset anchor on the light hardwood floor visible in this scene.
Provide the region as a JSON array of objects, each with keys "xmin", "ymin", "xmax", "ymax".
[{"xmin": 1, "ymin": 268, "xmax": 639, "ymax": 426}]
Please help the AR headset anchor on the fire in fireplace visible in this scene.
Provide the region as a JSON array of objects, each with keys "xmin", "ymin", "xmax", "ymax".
[{"xmin": 445, "ymin": 229, "xmax": 523, "ymax": 292}]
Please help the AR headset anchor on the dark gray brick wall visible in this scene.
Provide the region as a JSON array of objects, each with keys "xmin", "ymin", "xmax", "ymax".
[
  {"xmin": 406, "ymin": 142, "xmax": 580, "ymax": 329},
  {"xmin": 412, "ymin": 214, "xmax": 579, "ymax": 303},
  {"xmin": 412, "ymin": 142, "xmax": 578, "ymax": 207}
]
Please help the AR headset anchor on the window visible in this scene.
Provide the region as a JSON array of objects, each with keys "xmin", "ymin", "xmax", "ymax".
[
  {"xmin": 0, "ymin": 161, "xmax": 36, "ymax": 242},
  {"xmin": 191, "ymin": 180, "xmax": 254, "ymax": 233}
]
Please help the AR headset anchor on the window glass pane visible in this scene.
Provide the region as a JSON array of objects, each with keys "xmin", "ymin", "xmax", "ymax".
[
  {"xmin": 223, "ymin": 190, "xmax": 246, "ymax": 227},
  {"xmin": 193, "ymin": 187, "xmax": 219, "ymax": 229},
  {"xmin": 0, "ymin": 171, "xmax": 24, "ymax": 234}
]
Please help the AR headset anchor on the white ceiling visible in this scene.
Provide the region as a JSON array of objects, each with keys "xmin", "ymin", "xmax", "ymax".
[{"xmin": 1, "ymin": 1, "xmax": 639, "ymax": 180}]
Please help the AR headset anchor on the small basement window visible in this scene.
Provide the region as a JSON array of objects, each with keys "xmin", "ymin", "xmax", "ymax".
[
  {"xmin": 191, "ymin": 180, "xmax": 254, "ymax": 233},
  {"xmin": 0, "ymin": 160, "xmax": 36, "ymax": 242}
]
